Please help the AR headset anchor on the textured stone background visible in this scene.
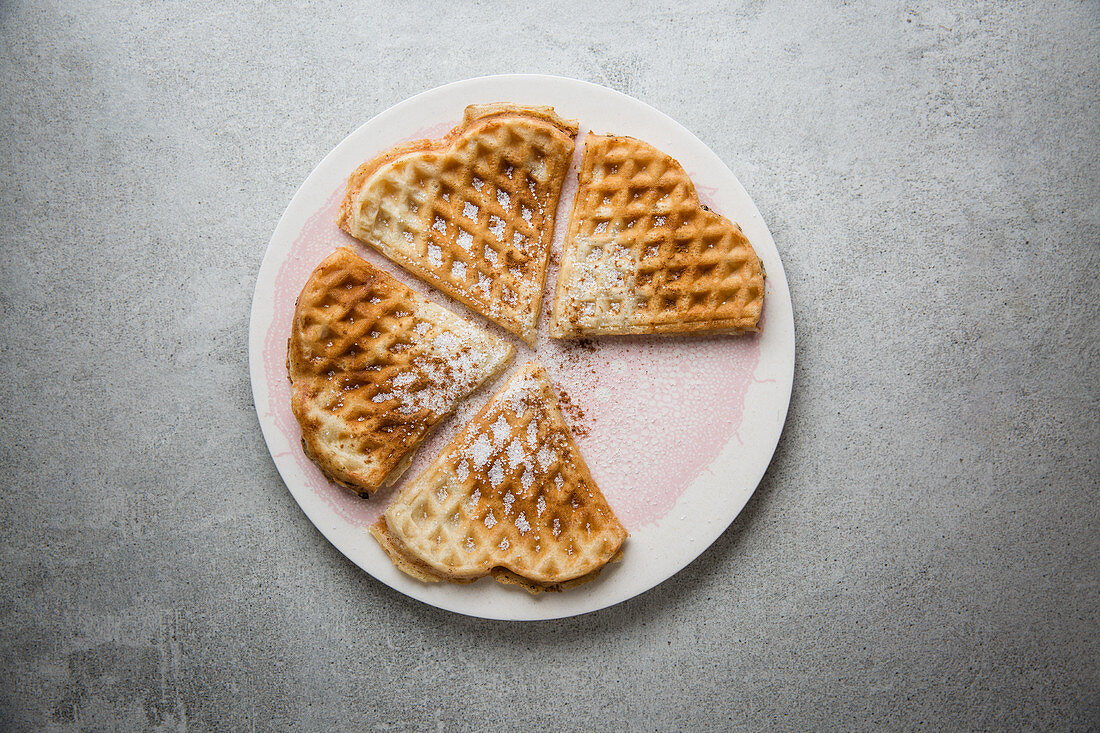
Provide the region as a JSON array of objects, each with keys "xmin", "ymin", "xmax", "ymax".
[{"xmin": 1, "ymin": 1, "xmax": 1097, "ymax": 730}]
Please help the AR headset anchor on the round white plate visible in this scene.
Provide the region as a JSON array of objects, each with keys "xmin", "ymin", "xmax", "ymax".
[{"xmin": 249, "ymin": 74, "xmax": 794, "ymax": 621}]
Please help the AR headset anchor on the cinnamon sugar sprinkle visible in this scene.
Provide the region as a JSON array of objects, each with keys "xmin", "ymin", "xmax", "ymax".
[{"xmin": 556, "ymin": 386, "xmax": 590, "ymax": 438}]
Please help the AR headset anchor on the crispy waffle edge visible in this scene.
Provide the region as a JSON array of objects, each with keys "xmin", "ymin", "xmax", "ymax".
[{"xmin": 371, "ymin": 518, "xmax": 624, "ymax": 595}]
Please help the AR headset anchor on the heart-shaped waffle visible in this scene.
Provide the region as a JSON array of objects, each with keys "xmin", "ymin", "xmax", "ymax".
[
  {"xmin": 549, "ymin": 134, "xmax": 765, "ymax": 337},
  {"xmin": 371, "ymin": 361, "xmax": 627, "ymax": 593},
  {"xmin": 338, "ymin": 104, "xmax": 579, "ymax": 345},
  {"xmin": 288, "ymin": 248, "xmax": 514, "ymax": 496}
]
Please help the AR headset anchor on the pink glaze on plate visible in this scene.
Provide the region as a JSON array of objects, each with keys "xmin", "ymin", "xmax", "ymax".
[{"xmin": 262, "ymin": 146, "xmax": 762, "ymax": 531}]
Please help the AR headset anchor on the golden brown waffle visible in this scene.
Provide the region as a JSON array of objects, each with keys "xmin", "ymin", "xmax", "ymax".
[
  {"xmin": 369, "ymin": 518, "xmax": 620, "ymax": 594},
  {"xmin": 288, "ymin": 248, "xmax": 514, "ymax": 496},
  {"xmin": 549, "ymin": 134, "xmax": 765, "ymax": 338},
  {"xmin": 338, "ymin": 104, "xmax": 579, "ymax": 345},
  {"xmin": 374, "ymin": 362, "xmax": 627, "ymax": 592}
]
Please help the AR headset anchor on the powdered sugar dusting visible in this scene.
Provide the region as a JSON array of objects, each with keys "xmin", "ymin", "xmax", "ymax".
[
  {"xmin": 490, "ymin": 415, "xmax": 510, "ymax": 445},
  {"xmin": 539, "ymin": 331, "xmax": 761, "ymax": 526},
  {"xmin": 488, "ymin": 460, "xmax": 505, "ymax": 489},
  {"xmin": 427, "ymin": 243, "xmax": 443, "ymax": 268},
  {"xmin": 381, "ymin": 319, "xmax": 508, "ymax": 418},
  {"xmin": 506, "ymin": 439, "xmax": 524, "ymax": 468},
  {"xmin": 469, "ymin": 435, "xmax": 491, "ymax": 467}
]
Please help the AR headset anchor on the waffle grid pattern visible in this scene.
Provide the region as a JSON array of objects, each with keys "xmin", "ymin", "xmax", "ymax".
[
  {"xmin": 384, "ymin": 363, "xmax": 626, "ymax": 584},
  {"xmin": 289, "ymin": 249, "xmax": 512, "ymax": 493},
  {"xmin": 550, "ymin": 135, "xmax": 764, "ymax": 336},
  {"xmin": 346, "ymin": 110, "xmax": 575, "ymax": 343}
]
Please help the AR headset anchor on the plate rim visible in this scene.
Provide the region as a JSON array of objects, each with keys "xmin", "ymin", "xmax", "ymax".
[{"xmin": 248, "ymin": 73, "xmax": 795, "ymax": 621}]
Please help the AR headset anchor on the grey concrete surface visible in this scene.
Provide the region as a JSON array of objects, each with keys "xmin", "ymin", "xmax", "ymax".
[{"xmin": 1, "ymin": 0, "xmax": 1097, "ymax": 730}]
